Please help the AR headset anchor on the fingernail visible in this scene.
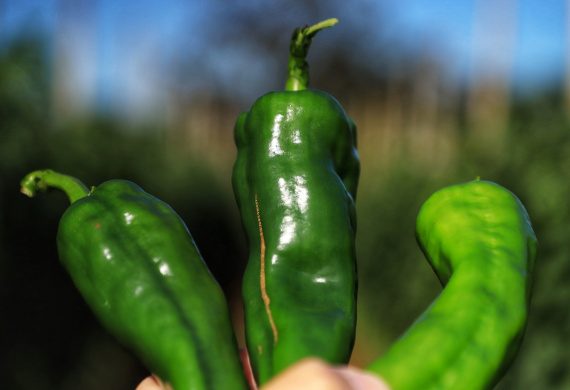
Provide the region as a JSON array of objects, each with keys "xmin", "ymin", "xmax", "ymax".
[{"xmin": 334, "ymin": 367, "xmax": 392, "ymax": 390}]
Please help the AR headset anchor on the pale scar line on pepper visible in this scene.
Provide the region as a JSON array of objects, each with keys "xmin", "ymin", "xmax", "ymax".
[{"xmin": 255, "ymin": 194, "xmax": 278, "ymax": 345}]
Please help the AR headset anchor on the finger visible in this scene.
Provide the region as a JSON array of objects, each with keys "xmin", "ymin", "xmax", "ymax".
[
  {"xmin": 261, "ymin": 358, "xmax": 352, "ymax": 390},
  {"xmin": 135, "ymin": 376, "xmax": 161, "ymax": 390},
  {"xmin": 261, "ymin": 358, "xmax": 391, "ymax": 390},
  {"xmin": 333, "ymin": 367, "xmax": 392, "ymax": 390}
]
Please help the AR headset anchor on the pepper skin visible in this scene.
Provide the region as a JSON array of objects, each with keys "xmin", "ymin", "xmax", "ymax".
[
  {"xmin": 21, "ymin": 170, "xmax": 248, "ymax": 390},
  {"xmin": 367, "ymin": 180, "xmax": 538, "ymax": 390},
  {"xmin": 232, "ymin": 20, "xmax": 359, "ymax": 385}
]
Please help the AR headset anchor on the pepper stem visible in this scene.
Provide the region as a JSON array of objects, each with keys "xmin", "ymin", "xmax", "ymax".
[
  {"xmin": 285, "ymin": 18, "xmax": 338, "ymax": 91},
  {"xmin": 20, "ymin": 169, "xmax": 90, "ymax": 204}
]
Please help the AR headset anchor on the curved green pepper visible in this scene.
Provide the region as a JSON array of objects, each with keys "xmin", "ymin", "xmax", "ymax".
[
  {"xmin": 367, "ymin": 180, "xmax": 537, "ymax": 390},
  {"xmin": 21, "ymin": 170, "xmax": 248, "ymax": 390},
  {"xmin": 232, "ymin": 19, "xmax": 360, "ymax": 385}
]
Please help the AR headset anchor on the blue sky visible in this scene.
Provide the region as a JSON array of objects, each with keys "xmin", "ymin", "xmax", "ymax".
[
  {"xmin": 387, "ymin": 0, "xmax": 566, "ymax": 89},
  {"xmin": 0, "ymin": 0, "xmax": 567, "ymax": 116}
]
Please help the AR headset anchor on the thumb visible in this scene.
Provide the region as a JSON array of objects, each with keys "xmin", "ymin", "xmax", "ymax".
[
  {"xmin": 261, "ymin": 358, "xmax": 391, "ymax": 390},
  {"xmin": 332, "ymin": 366, "xmax": 391, "ymax": 390}
]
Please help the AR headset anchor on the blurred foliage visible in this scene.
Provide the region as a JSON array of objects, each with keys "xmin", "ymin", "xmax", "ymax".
[
  {"xmin": 353, "ymin": 92, "xmax": 570, "ymax": 389},
  {"xmin": 1, "ymin": 33, "xmax": 569, "ymax": 390},
  {"xmin": 0, "ymin": 37, "xmax": 247, "ymax": 389}
]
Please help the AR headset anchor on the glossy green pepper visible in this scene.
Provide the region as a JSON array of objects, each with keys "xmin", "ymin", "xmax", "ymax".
[
  {"xmin": 232, "ymin": 19, "xmax": 360, "ymax": 385},
  {"xmin": 20, "ymin": 170, "xmax": 248, "ymax": 390},
  {"xmin": 367, "ymin": 180, "xmax": 538, "ymax": 390}
]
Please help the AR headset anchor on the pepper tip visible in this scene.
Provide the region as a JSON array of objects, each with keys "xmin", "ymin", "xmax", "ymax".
[{"xmin": 20, "ymin": 186, "xmax": 34, "ymax": 198}]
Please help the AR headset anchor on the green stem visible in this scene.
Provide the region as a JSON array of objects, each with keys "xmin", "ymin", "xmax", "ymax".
[
  {"xmin": 285, "ymin": 18, "xmax": 339, "ymax": 91},
  {"xmin": 20, "ymin": 169, "xmax": 90, "ymax": 204}
]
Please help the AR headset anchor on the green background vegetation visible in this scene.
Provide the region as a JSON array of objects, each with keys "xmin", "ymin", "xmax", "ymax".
[{"xmin": 1, "ymin": 34, "xmax": 568, "ymax": 390}]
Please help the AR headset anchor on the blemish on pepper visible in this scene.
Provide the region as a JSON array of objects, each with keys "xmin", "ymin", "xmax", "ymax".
[
  {"xmin": 255, "ymin": 194, "xmax": 278, "ymax": 344},
  {"xmin": 95, "ymin": 223, "xmax": 101, "ymax": 229}
]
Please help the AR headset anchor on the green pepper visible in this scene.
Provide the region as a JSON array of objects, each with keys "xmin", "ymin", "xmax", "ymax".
[
  {"xmin": 232, "ymin": 19, "xmax": 360, "ymax": 385},
  {"xmin": 20, "ymin": 170, "xmax": 248, "ymax": 390},
  {"xmin": 367, "ymin": 180, "xmax": 537, "ymax": 390}
]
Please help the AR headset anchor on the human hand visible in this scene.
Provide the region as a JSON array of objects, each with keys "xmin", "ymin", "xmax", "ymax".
[
  {"xmin": 259, "ymin": 358, "xmax": 390, "ymax": 390},
  {"xmin": 135, "ymin": 350, "xmax": 390, "ymax": 390}
]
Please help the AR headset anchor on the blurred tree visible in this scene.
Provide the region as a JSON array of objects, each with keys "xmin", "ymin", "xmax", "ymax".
[
  {"xmin": 168, "ymin": 0, "xmax": 394, "ymax": 104},
  {"xmin": 1, "ymin": 4, "xmax": 569, "ymax": 389},
  {"xmin": 0, "ymin": 34, "xmax": 247, "ymax": 390}
]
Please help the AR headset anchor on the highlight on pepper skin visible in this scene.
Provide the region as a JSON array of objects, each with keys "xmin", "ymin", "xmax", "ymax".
[{"xmin": 232, "ymin": 18, "xmax": 360, "ymax": 385}]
